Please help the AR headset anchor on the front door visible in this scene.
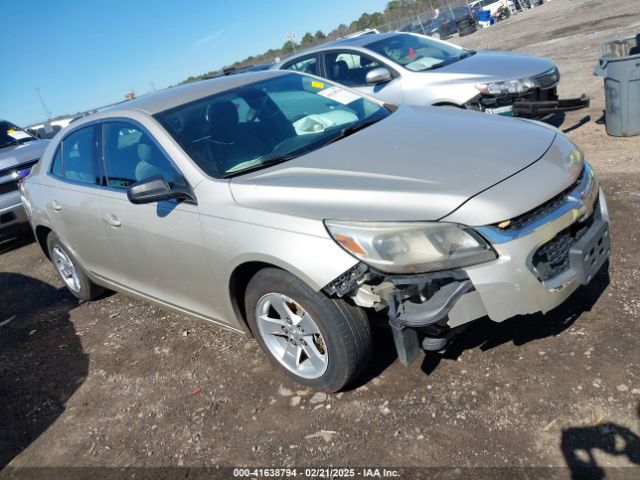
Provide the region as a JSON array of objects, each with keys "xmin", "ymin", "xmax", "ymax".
[
  {"xmin": 323, "ymin": 50, "xmax": 405, "ymax": 104},
  {"xmin": 95, "ymin": 121, "xmax": 216, "ymax": 318}
]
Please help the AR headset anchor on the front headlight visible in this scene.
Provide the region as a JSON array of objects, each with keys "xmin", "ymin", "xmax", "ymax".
[
  {"xmin": 475, "ymin": 78, "xmax": 537, "ymax": 95},
  {"xmin": 325, "ymin": 221, "xmax": 497, "ymax": 274}
]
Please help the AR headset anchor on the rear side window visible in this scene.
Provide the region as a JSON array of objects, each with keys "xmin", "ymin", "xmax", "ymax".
[
  {"xmin": 53, "ymin": 126, "xmax": 99, "ymax": 185},
  {"xmin": 50, "ymin": 147, "xmax": 63, "ymax": 177},
  {"xmin": 102, "ymin": 122, "xmax": 183, "ymax": 189},
  {"xmin": 283, "ymin": 56, "xmax": 318, "ymax": 75}
]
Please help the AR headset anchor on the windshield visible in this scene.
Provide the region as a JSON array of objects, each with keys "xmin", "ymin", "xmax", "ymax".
[
  {"xmin": 366, "ymin": 33, "xmax": 468, "ymax": 72},
  {"xmin": 155, "ymin": 73, "xmax": 389, "ymax": 178},
  {"xmin": 0, "ymin": 120, "xmax": 36, "ymax": 148}
]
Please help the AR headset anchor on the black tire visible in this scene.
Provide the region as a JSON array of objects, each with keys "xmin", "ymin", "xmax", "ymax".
[
  {"xmin": 47, "ymin": 232, "xmax": 106, "ymax": 301},
  {"xmin": 458, "ymin": 27, "xmax": 476, "ymax": 37},
  {"xmin": 245, "ymin": 268, "xmax": 372, "ymax": 392}
]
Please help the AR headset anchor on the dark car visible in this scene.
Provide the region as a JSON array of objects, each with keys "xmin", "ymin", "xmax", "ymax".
[
  {"xmin": 438, "ymin": 7, "xmax": 477, "ymax": 36},
  {"xmin": 400, "ymin": 7, "xmax": 476, "ymax": 39},
  {"xmin": 398, "ymin": 16, "xmax": 456, "ymax": 40}
]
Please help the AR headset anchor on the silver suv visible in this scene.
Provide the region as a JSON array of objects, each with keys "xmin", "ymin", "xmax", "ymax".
[
  {"xmin": 1, "ymin": 120, "xmax": 49, "ymax": 230},
  {"xmin": 20, "ymin": 72, "xmax": 610, "ymax": 391}
]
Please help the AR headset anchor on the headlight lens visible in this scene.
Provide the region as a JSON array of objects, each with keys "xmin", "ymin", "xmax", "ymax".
[
  {"xmin": 325, "ymin": 221, "xmax": 497, "ymax": 274},
  {"xmin": 475, "ymin": 78, "xmax": 537, "ymax": 95}
]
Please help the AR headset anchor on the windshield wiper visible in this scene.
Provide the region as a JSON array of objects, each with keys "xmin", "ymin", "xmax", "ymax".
[
  {"xmin": 323, "ymin": 117, "xmax": 384, "ymax": 147},
  {"xmin": 223, "ymin": 155, "xmax": 297, "ymax": 178},
  {"xmin": 224, "ymin": 117, "xmax": 384, "ymax": 178}
]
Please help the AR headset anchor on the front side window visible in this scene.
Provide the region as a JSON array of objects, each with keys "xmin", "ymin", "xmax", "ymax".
[
  {"xmin": 325, "ymin": 51, "xmax": 384, "ymax": 87},
  {"xmin": 366, "ymin": 33, "xmax": 470, "ymax": 72},
  {"xmin": 154, "ymin": 73, "xmax": 389, "ymax": 178},
  {"xmin": 59, "ymin": 126, "xmax": 99, "ymax": 185},
  {"xmin": 102, "ymin": 122, "xmax": 183, "ymax": 189},
  {"xmin": 283, "ymin": 56, "xmax": 318, "ymax": 75}
]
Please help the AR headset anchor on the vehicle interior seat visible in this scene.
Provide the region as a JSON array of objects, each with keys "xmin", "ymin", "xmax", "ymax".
[
  {"xmin": 330, "ymin": 60, "xmax": 350, "ymax": 83},
  {"xmin": 204, "ymin": 100, "xmax": 271, "ymax": 175},
  {"xmin": 64, "ymin": 134, "xmax": 96, "ymax": 183},
  {"xmin": 354, "ymin": 56, "xmax": 377, "ymax": 84},
  {"xmin": 303, "ymin": 62, "xmax": 317, "ymax": 74},
  {"xmin": 135, "ymin": 136, "xmax": 167, "ymax": 182}
]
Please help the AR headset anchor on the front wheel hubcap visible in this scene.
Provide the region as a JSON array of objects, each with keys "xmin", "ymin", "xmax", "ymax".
[
  {"xmin": 256, "ymin": 293, "xmax": 328, "ymax": 379},
  {"xmin": 52, "ymin": 245, "xmax": 81, "ymax": 293}
]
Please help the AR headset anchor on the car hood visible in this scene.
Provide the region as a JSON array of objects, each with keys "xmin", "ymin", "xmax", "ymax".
[
  {"xmin": 230, "ymin": 105, "xmax": 557, "ymax": 222},
  {"xmin": 437, "ymin": 50, "xmax": 555, "ymax": 81},
  {"xmin": 0, "ymin": 139, "xmax": 49, "ymax": 171}
]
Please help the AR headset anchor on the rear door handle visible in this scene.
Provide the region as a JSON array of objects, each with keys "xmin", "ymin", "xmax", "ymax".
[
  {"xmin": 103, "ymin": 214, "xmax": 122, "ymax": 228},
  {"xmin": 51, "ymin": 201, "xmax": 62, "ymax": 211}
]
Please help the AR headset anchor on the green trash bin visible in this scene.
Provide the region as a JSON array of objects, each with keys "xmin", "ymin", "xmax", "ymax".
[{"xmin": 594, "ymin": 34, "xmax": 640, "ymax": 137}]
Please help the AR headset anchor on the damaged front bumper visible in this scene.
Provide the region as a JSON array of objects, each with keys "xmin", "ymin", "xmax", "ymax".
[
  {"xmin": 469, "ymin": 88, "xmax": 590, "ymax": 118},
  {"xmin": 512, "ymin": 94, "xmax": 590, "ymax": 117},
  {"xmin": 324, "ymin": 163, "xmax": 610, "ymax": 365}
]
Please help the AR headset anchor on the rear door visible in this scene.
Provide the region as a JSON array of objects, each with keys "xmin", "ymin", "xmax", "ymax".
[
  {"xmin": 42, "ymin": 125, "xmax": 105, "ymax": 274},
  {"xmin": 95, "ymin": 120, "xmax": 216, "ymax": 317}
]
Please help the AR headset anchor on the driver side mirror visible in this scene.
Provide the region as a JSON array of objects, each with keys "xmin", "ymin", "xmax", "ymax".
[
  {"xmin": 127, "ymin": 175, "xmax": 196, "ymax": 205},
  {"xmin": 366, "ymin": 67, "xmax": 392, "ymax": 85}
]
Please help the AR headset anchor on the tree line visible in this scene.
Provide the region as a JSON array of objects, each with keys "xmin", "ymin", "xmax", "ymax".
[{"xmin": 180, "ymin": 0, "xmax": 458, "ymax": 84}]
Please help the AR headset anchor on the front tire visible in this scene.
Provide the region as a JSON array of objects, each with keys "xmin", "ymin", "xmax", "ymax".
[
  {"xmin": 47, "ymin": 232, "xmax": 106, "ymax": 301},
  {"xmin": 245, "ymin": 268, "xmax": 372, "ymax": 392}
]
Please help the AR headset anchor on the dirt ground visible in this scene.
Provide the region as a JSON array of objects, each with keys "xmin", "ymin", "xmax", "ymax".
[{"xmin": 1, "ymin": 0, "xmax": 639, "ymax": 478}]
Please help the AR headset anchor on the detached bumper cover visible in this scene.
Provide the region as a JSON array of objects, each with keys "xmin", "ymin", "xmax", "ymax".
[
  {"xmin": 513, "ymin": 94, "xmax": 590, "ymax": 117},
  {"xmin": 455, "ymin": 163, "xmax": 608, "ymax": 324}
]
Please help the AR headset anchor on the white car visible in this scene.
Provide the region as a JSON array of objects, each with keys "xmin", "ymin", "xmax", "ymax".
[{"xmin": 469, "ymin": 0, "xmax": 514, "ymax": 16}]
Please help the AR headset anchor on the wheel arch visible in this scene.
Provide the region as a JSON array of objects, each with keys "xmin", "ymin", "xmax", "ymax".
[
  {"xmin": 34, "ymin": 225, "xmax": 53, "ymax": 260},
  {"xmin": 228, "ymin": 261, "xmax": 275, "ymax": 335},
  {"xmin": 227, "ymin": 255, "xmax": 345, "ymax": 335},
  {"xmin": 432, "ymin": 101, "xmax": 463, "ymax": 108}
]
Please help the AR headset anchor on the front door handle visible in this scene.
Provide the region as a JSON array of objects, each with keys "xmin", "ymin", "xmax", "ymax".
[
  {"xmin": 51, "ymin": 200, "xmax": 62, "ymax": 211},
  {"xmin": 103, "ymin": 214, "xmax": 122, "ymax": 228}
]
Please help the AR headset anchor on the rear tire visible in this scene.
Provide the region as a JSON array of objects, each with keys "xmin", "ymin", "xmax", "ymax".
[
  {"xmin": 47, "ymin": 232, "xmax": 106, "ymax": 301},
  {"xmin": 245, "ymin": 268, "xmax": 372, "ymax": 392}
]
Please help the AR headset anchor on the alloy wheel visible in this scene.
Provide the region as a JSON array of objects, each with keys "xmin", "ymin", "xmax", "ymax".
[
  {"xmin": 255, "ymin": 293, "xmax": 328, "ymax": 379},
  {"xmin": 52, "ymin": 245, "xmax": 81, "ymax": 293}
]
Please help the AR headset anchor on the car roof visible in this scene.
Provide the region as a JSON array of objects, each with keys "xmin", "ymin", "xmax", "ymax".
[
  {"xmin": 99, "ymin": 70, "xmax": 289, "ymax": 117},
  {"xmin": 287, "ymin": 31, "xmax": 402, "ymax": 57}
]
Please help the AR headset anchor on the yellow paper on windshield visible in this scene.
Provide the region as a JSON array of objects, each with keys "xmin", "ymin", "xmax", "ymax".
[{"xmin": 311, "ymin": 81, "xmax": 324, "ymax": 89}]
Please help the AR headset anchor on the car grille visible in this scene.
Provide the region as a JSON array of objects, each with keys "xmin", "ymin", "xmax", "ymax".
[
  {"xmin": 532, "ymin": 200, "xmax": 598, "ymax": 281},
  {"xmin": 0, "ymin": 181, "xmax": 20, "ymax": 195},
  {"xmin": 497, "ymin": 168, "xmax": 585, "ymax": 232},
  {"xmin": 0, "ymin": 159, "xmax": 38, "ymax": 195},
  {"xmin": 534, "ymin": 68, "xmax": 560, "ymax": 89}
]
